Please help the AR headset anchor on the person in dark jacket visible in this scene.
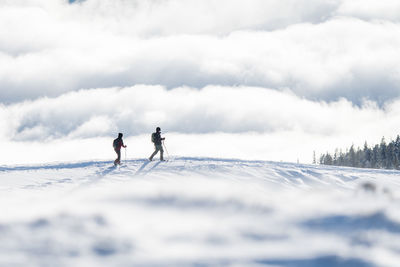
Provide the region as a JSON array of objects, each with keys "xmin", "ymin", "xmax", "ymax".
[
  {"xmin": 149, "ymin": 127, "xmax": 165, "ymax": 161},
  {"xmin": 113, "ymin": 133, "xmax": 127, "ymax": 166}
]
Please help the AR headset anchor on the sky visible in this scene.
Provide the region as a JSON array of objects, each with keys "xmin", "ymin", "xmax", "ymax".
[{"xmin": 2, "ymin": 0, "xmax": 400, "ymax": 164}]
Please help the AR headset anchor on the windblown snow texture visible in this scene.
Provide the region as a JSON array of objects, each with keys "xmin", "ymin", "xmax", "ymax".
[{"xmin": 0, "ymin": 157, "xmax": 399, "ymax": 266}]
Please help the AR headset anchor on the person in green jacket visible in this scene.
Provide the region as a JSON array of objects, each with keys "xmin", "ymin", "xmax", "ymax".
[{"xmin": 149, "ymin": 127, "xmax": 165, "ymax": 161}]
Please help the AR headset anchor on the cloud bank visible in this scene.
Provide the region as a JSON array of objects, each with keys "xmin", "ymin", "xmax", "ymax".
[
  {"xmin": 1, "ymin": 0, "xmax": 400, "ymax": 104},
  {"xmin": 0, "ymin": 85, "xmax": 392, "ymax": 141}
]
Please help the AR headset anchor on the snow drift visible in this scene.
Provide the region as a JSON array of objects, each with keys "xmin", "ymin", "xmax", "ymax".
[{"xmin": 0, "ymin": 157, "xmax": 399, "ymax": 267}]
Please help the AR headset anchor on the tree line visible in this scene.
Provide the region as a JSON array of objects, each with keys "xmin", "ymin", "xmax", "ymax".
[{"xmin": 319, "ymin": 135, "xmax": 400, "ymax": 170}]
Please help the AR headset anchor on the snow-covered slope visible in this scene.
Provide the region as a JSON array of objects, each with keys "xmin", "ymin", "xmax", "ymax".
[{"xmin": 0, "ymin": 157, "xmax": 400, "ymax": 267}]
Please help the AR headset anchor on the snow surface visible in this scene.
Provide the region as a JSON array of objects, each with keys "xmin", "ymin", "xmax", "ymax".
[{"xmin": 0, "ymin": 157, "xmax": 400, "ymax": 267}]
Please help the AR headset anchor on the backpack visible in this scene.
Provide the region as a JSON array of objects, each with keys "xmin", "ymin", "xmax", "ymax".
[
  {"xmin": 113, "ymin": 138, "xmax": 119, "ymax": 149},
  {"xmin": 151, "ymin": 133, "xmax": 156, "ymax": 143}
]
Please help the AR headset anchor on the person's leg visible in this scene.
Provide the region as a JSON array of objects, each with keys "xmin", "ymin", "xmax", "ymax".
[
  {"xmin": 114, "ymin": 149, "xmax": 121, "ymax": 165},
  {"xmin": 149, "ymin": 146, "xmax": 160, "ymax": 161},
  {"xmin": 159, "ymin": 145, "xmax": 164, "ymax": 160}
]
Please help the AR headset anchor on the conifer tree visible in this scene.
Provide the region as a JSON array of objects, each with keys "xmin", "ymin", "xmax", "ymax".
[{"xmin": 319, "ymin": 135, "xmax": 400, "ymax": 170}]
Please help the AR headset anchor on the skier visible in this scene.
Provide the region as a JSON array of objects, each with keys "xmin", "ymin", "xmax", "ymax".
[
  {"xmin": 149, "ymin": 127, "xmax": 165, "ymax": 161},
  {"xmin": 113, "ymin": 133, "xmax": 127, "ymax": 166}
]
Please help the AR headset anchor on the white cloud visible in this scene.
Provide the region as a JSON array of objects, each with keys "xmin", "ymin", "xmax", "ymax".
[
  {"xmin": 1, "ymin": 85, "xmax": 395, "ymax": 140},
  {"xmin": 0, "ymin": 0, "xmax": 399, "ymax": 103},
  {"xmin": 62, "ymin": 0, "xmax": 339, "ymax": 35},
  {"xmin": 1, "ymin": 8, "xmax": 400, "ymax": 104},
  {"xmin": 338, "ymin": 0, "xmax": 400, "ymax": 21},
  {"xmin": 68, "ymin": 116, "xmax": 112, "ymax": 138}
]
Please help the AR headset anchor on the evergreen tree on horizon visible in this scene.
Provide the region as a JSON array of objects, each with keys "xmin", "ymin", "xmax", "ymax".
[{"xmin": 320, "ymin": 135, "xmax": 400, "ymax": 170}]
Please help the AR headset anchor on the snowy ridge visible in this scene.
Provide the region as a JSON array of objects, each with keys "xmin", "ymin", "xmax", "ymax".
[{"xmin": 0, "ymin": 157, "xmax": 400, "ymax": 267}]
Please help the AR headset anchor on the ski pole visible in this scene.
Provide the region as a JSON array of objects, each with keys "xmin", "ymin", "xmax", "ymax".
[
  {"xmin": 162, "ymin": 140, "xmax": 170, "ymax": 159},
  {"xmin": 124, "ymin": 147, "xmax": 127, "ymax": 164}
]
